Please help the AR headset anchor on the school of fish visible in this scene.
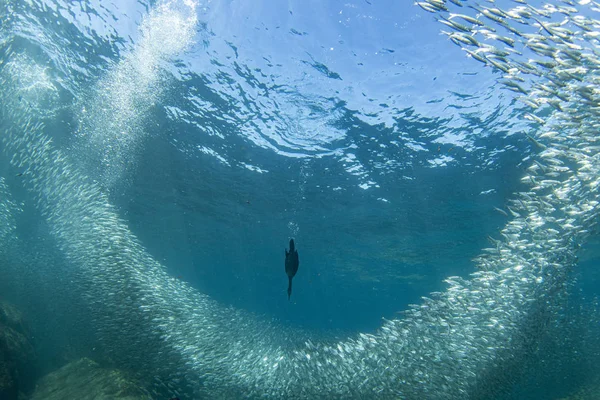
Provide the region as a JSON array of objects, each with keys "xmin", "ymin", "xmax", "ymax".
[{"xmin": 0, "ymin": 0, "xmax": 599, "ymax": 398}]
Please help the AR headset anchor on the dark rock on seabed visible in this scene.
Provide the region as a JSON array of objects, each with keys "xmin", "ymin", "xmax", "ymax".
[
  {"xmin": 29, "ymin": 358, "xmax": 151, "ymax": 400},
  {"xmin": 0, "ymin": 300, "xmax": 35, "ymax": 400}
]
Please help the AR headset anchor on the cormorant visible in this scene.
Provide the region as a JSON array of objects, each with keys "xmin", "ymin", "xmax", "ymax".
[{"xmin": 285, "ymin": 239, "xmax": 299, "ymax": 300}]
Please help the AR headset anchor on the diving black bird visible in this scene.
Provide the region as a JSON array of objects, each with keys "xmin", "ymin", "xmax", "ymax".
[{"xmin": 285, "ymin": 239, "xmax": 299, "ymax": 300}]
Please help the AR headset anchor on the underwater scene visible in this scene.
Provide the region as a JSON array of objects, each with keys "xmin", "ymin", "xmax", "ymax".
[{"xmin": 1, "ymin": 0, "xmax": 600, "ymax": 398}]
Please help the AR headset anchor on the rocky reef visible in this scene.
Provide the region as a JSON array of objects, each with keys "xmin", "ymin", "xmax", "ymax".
[
  {"xmin": 0, "ymin": 300, "xmax": 156, "ymax": 400},
  {"xmin": 29, "ymin": 358, "xmax": 151, "ymax": 400},
  {"xmin": 0, "ymin": 301, "xmax": 35, "ymax": 400}
]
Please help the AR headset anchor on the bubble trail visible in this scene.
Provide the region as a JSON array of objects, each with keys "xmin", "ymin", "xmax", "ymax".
[
  {"xmin": 73, "ymin": 0, "xmax": 198, "ymax": 191},
  {"xmin": 1, "ymin": 0, "xmax": 600, "ymax": 398}
]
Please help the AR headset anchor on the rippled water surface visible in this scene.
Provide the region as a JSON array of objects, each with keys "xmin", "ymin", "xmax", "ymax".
[{"xmin": 1, "ymin": 0, "xmax": 600, "ymax": 398}]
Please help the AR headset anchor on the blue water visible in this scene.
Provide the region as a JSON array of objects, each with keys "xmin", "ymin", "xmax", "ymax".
[
  {"xmin": 78, "ymin": 0, "xmax": 528, "ymax": 330},
  {"xmin": 1, "ymin": 0, "xmax": 600, "ymax": 399}
]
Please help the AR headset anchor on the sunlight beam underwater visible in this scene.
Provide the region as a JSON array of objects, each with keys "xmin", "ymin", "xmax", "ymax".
[{"xmin": 1, "ymin": 0, "xmax": 600, "ymax": 398}]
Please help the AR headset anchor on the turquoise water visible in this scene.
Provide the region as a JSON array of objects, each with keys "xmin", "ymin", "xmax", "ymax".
[{"xmin": 0, "ymin": 0, "xmax": 600, "ymax": 398}]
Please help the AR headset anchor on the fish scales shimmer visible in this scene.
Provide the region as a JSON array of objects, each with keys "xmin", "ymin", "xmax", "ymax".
[{"xmin": 0, "ymin": 0, "xmax": 600, "ymax": 398}]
